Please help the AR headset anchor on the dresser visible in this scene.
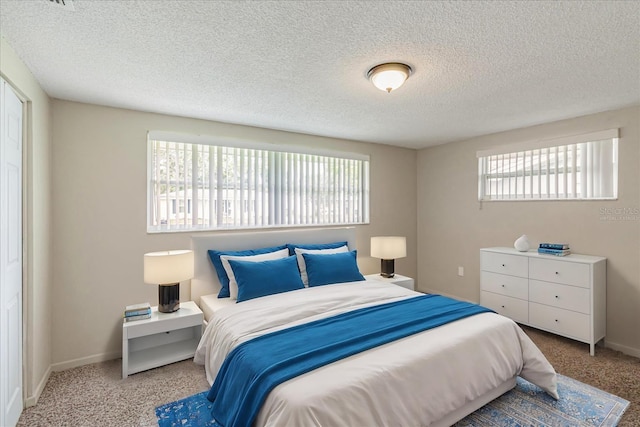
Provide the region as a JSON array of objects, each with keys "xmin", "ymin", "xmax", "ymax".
[{"xmin": 480, "ymin": 247, "xmax": 606, "ymax": 356}]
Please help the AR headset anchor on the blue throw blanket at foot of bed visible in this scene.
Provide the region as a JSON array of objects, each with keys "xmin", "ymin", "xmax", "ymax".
[{"xmin": 207, "ymin": 294, "xmax": 492, "ymax": 427}]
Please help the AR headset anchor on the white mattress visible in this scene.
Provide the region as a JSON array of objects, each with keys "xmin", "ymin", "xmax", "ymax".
[
  {"xmin": 194, "ymin": 280, "xmax": 558, "ymax": 426},
  {"xmin": 199, "ymin": 293, "xmax": 236, "ymax": 323}
]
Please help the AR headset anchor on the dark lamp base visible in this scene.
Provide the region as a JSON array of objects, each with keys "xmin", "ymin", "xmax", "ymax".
[
  {"xmin": 158, "ymin": 283, "xmax": 180, "ymax": 313},
  {"xmin": 380, "ymin": 259, "xmax": 395, "ymax": 278}
]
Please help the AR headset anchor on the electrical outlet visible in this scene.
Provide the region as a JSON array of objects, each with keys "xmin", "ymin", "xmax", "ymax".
[{"xmin": 458, "ymin": 266, "xmax": 464, "ymax": 277}]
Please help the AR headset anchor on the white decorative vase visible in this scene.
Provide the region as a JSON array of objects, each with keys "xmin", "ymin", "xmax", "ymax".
[{"xmin": 514, "ymin": 235, "xmax": 530, "ymax": 252}]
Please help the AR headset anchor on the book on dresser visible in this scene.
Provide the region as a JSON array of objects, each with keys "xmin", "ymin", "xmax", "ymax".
[
  {"xmin": 537, "ymin": 248, "xmax": 571, "ymax": 256},
  {"xmin": 479, "ymin": 247, "xmax": 606, "ymax": 356},
  {"xmin": 539, "ymin": 243, "xmax": 570, "ymax": 250}
]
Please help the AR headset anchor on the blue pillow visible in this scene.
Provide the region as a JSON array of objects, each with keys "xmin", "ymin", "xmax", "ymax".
[
  {"xmin": 229, "ymin": 256, "xmax": 304, "ymax": 303},
  {"xmin": 286, "ymin": 241, "xmax": 348, "ymax": 256},
  {"xmin": 208, "ymin": 245, "xmax": 288, "ymax": 298},
  {"xmin": 302, "ymin": 250, "xmax": 365, "ymax": 287}
]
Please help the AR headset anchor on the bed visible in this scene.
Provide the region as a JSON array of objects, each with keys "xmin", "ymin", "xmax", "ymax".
[{"xmin": 191, "ymin": 227, "xmax": 558, "ymax": 427}]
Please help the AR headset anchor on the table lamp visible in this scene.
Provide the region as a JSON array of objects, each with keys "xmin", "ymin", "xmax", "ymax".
[
  {"xmin": 144, "ymin": 250, "xmax": 194, "ymax": 313},
  {"xmin": 371, "ymin": 236, "xmax": 407, "ymax": 278}
]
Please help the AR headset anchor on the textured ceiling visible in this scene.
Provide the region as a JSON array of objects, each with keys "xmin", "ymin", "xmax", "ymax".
[{"xmin": 1, "ymin": 0, "xmax": 639, "ymax": 149}]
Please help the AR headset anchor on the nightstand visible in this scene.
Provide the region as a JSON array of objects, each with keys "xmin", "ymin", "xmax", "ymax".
[
  {"xmin": 365, "ymin": 273, "xmax": 415, "ymax": 291},
  {"xmin": 122, "ymin": 300, "xmax": 203, "ymax": 378}
]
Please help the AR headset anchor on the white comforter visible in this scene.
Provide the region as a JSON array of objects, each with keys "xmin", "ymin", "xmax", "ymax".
[{"xmin": 194, "ymin": 281, "xmax": 558, "ymax": 427}]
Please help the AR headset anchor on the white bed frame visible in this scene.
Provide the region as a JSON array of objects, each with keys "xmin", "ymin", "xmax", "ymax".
[
  {"xmin": 190, "ymin": 226, "xmax": 356, "ymax": 305},
  {"xmin": 190, "ymin": 226, "xmax": 514, "ymax": 426}
]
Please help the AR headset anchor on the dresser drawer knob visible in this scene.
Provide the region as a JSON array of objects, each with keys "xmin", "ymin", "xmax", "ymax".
[
  {"xmin": 501, "ymin": 305, "xmax": 505, "ymax": 308},
  {"xmin": 555, "ymin": 295, "xmax": 559, "ymax": 299},
  {"xmin": 502, "ymin": 264, "xmax": 505, "ymax": 267},
  {"xmin": 555, "ymin": 319, "xmax": 558, "ymax": 322},
  {"xmin": 501, "ymin": 284, "xmax": 505, "ymax": 287},
  {"xmin": 555, "ymin": 271, "xmax": 559, "ymax": 275}
]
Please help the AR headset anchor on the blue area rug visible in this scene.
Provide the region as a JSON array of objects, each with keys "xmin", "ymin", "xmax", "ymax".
[
  {"xmin": 156, "ymin": 374, "xmax": 629, "ymax": 427},
  {"xmin": 455, "ymin": 375, "xmax": 629, "ymax": 427}
]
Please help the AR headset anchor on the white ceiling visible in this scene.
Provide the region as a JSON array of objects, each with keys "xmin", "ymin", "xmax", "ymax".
[{"xmin": 1, "ymin": 1, "xmax": 639, "ymax": 149}]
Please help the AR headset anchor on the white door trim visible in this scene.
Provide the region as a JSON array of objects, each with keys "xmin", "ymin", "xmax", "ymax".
[{"xmin": 1, "ymin": 76, "xmax": 24, "ymax": 427}]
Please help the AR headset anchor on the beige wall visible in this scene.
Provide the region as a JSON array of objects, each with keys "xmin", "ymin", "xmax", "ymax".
[
  {"xmin": 9, "ymin": 28, "xmax": 636, "ymax": 375},
  {"xmin": 417, "ymin": 106, "xmax": 640, "ymax": 356},
  {"xmin": 0, "ymin": 37, "xmax": 53, "ymax": 404},
  {"xmin": 51, "ymin": 100, "xmax": 417, "ymax": 366}
]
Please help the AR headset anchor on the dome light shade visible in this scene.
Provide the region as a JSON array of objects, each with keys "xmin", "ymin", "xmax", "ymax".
[{"xmin": 367, "ymin": 63, "xmax": 412, "ymax": 93}]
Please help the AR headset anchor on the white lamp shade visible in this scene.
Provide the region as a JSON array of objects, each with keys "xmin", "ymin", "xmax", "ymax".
[
  {"xmin": 144, "ymin": 250, "xmax": 194, "ymax": 285},
  {"xmin": 371, "ymin": 236, "xmax": 407, "ymax": 260},
  {"xmin": 368, "ymin": 63, "xmax": 412, "ymax": 93}
]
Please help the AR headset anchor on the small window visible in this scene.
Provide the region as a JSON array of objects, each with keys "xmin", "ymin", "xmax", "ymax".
[
  {"xmin": 147, "ymin": 132, "xmax": 370, "ymax": 232},
  {"xmin": 478, "ymin": 129, "xmax": 618, "ymax": 201}
]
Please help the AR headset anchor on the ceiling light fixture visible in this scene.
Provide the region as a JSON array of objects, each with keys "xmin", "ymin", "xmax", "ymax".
[{"xmin": 367, "ymin": 63, "xmax": 412, "ymax": 93}]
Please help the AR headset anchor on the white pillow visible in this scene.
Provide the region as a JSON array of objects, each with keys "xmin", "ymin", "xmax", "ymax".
[
  {"xmin": 221, "ymin": 248, "xmax": 289, "ymax": 300},
  {"xmin": 294, "ymin": 245, "xmax": 349, "ymax": 286}
]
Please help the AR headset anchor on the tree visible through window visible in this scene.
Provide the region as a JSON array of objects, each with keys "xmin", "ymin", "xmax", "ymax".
[{"xmin": 147, "ymin": 133, "xmax": 370, "ymax": 232}]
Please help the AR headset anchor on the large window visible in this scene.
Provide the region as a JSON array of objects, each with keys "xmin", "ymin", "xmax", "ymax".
[
  {"xmin": 478, "ymin": 129, "xmax": 618, "ymax": 201},
  {"xmin": 147, "ymin": 132, "xmax": 370, "ymax": 232}
]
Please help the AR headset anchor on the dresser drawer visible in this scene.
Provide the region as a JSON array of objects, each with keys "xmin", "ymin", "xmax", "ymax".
[
  {"xmin": 529, "ymin": 302, "xmax": 589, "ymax": 341},
  {"xmin": 529, "ymin": 258, "xmax": 590, "ymax": 288},
  {"xmin": 480, "ymin": 251, "xmax": 528, "ymax": 278},
  {"xmin": 529, "ymin": 280, "xmax": 590, "ymax": 314},
  {"xmin": 481, "ymin": 271, "xmax": 528, "ymax": 300},
  {"xmin": 480, "ymin": 291, "xmax": 528, "ymax": 324}
]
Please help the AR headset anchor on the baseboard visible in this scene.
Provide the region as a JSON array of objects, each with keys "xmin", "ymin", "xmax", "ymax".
[
  {"xmin": 605, "ymin": 340, "xmax": 640, "ymax": 359},
  {"xmin": 419, "ymin": 287, "xmax": 477, "ymax": 304},
  {"xmin": 51, "ymin": 351, "xmax": 121, "ymax": 372},
  {"xmin": 25, "ymin": 364, "xmax": 52, "ymax": 407}
]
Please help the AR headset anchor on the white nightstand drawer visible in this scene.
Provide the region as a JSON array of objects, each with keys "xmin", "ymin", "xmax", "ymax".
[
  {"xmin": 529, "ymin": 258, "xmax": 590, "ymax": 288},
  {"xmin": 480, "ymin": 271, "xmax": 528, "ymax": 300},
  {"xmin": 480, "ymin": 291, "xmax": 528, "ymax": 324},
  {"xmin": 126, "ymin": 306, "xmax": 202, "ymax": 339},
  {"xmin": 529, "ymin": 280, "xmax": 590, "ymax": 314},
  {"xmin": 529, "ymin": 302, "xmax": 590, "ymax": 341},
  {"xmin": 480, "ymin": 251, "xmax": 528, "ymax": 278}
]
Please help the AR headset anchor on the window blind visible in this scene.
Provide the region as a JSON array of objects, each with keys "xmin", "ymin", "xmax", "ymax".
[
  {"xmin": 477, "ymin": 130, "xmax": 618, "ymax": 201},
  {"xmin": 147, "ymin": 133, "xmax": 370, "ymax": 232}
]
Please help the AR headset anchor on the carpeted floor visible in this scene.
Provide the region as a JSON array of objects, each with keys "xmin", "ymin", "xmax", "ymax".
[
  {"xmin": 521, "ymin": 326, "xmax": 639, "ymax": 426},
  {"xmin": 17, "ymin": 326, "xmax": 639, "ymax": 427},
  {"xmin": 17, "ymin": 359, "xmax": 209, "ymax": 426}
]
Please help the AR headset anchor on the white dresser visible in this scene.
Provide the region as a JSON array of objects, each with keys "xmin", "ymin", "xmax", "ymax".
[{"xmin": 480, "ymin": 247, "xmax": 606, "ymax": 356}]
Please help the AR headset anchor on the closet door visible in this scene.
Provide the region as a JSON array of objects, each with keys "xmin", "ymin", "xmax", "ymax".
[{"xmin": 1, "ymin": 77, "xmax": 23, "ymax": 427}]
